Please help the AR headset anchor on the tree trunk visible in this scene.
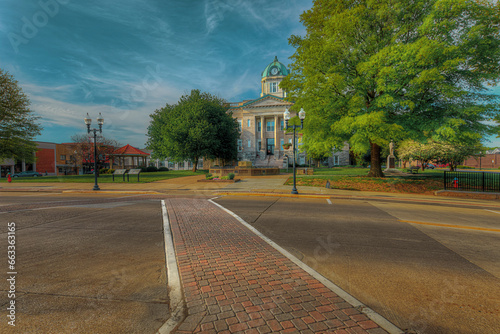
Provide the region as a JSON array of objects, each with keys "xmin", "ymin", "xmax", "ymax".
[
  {"xmin": 192, "ymin": 158, "xmax": 198, "ymax": 172},
  {"xmin": 367, "ymin": 142, "xmax": 384, "ymax": 177}
]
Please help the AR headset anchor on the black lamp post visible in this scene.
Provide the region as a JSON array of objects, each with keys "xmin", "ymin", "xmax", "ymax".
[
  {"xmin": 84, "ymin": 113, "xmax": 104, "ymax": 191},
  {"xmin": 284, "ymin": 107, "xmax": 306, "ymax": 194}
]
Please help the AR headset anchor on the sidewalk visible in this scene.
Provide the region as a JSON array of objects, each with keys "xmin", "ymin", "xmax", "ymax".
[
  {"xmin": 163, "ymin": 198, "xmax": 397, "ymax": 334},
  {"xmin": 2, "ymin": 174, "xmax": 499, "ymax": 208}
]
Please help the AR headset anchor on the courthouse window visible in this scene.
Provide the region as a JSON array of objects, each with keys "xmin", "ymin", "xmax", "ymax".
[
  {"xmin": 270, "ymin": 82, "xmax": 278, "ymax": 93},
  {"xmin": 266, "ymin": 121, "xmax": 274, "ymax": 132}
]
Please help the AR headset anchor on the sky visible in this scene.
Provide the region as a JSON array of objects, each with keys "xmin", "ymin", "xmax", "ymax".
[
  {"xmin": 1, "ymin": 0, "xmax": 312, "ymax": 148},
  {"xmin": 1, "ymin": 0, "xmax": 500, "ymax": 149}
]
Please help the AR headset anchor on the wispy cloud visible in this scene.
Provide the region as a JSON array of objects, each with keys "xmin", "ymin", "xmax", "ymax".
[{"xmin": 1, "ymin": 0, "xmax": 313, "ymax": 147}]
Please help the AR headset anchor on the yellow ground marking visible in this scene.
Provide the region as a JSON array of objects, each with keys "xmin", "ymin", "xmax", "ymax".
[{"xmin": 399, "ymin": 220, "xmax": 500, "ymax": 233}]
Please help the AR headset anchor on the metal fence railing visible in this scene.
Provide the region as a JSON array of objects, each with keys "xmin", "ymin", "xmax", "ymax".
[{"xmin": 444, "ymin": 171, "xmax": 500, "ymax": 192}]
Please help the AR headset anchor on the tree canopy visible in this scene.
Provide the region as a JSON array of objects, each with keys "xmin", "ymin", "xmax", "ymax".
[
  {"xmin": 70, "ymin": 134, "xmax": 119, "ymax": 172},
  {"xmin": 398, "ymin": 138, "xmax": 484, "ymax": 171},
  {"xmin": 0, "ymin": 68, "xmax": 42, "ymax": 162},
  {"xmin": 146, "ymin": 90, "xmax": 239, "ymax": 172},
  {"xmin": 280, "ymin": 0, "xmax": 500, "ymax": 177}
]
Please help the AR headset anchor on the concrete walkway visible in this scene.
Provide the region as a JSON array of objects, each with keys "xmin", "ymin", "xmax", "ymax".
[{"xmin": 163, "ymin": 198, "xmax": 395, "ymax": 334}]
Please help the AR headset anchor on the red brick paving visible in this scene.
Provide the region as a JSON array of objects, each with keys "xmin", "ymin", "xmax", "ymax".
[{"xmin": 165, "ymin": 198, "xmax": 388, "ymax": 333}]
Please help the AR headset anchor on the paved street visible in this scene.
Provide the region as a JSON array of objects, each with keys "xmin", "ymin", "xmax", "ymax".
[
  {"xmin": 0, "ymin": 193, "xmax": 170, "ymax": 334},
  {"xmin": 1, "ymin": 176, "xmax": 499, "ymax": 333},
  {"xmin": 214, "ymin": 196, "xmax": 500, "ymax": 334}
]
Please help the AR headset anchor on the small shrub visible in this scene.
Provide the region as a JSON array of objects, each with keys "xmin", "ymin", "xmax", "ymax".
[
  {"xmin": 146, "ymin": 166, "xmax": 158, "ymax": 172},
  {"xmin": 158, "ymin": 167, "xmax": 169, "ymax": 171},
  {"xmin": 457, "ymin": 165, "xmax": 474, "ymax": 169},
  {"xmin": 221, "ymin": 176, "xmax": 229, "ymax": 180},
  {"xmin": 106, "ymin": 169, "xmax": 115, "ymax": 174},
  {"xmin": 228, "ymin": 173, "xmax": 235, "ymax": 180},
  {"xmin": 99, "ymin": 168, "xmax": 109, "ymax": 174},
  {"xmin": 206, "ymin": 173, "xmax": 212, "ymax": 179}
]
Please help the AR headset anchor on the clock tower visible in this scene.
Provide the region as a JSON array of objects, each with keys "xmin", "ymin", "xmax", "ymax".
[{"xmin": 261, "ymin": 56, "xmax": 289, "ymax": 98}]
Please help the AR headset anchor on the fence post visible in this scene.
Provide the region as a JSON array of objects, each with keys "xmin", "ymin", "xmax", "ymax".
[
  {"xmin": 444, "ymin": 171, "xmax": 447, "ymax": 190},
  {"xmin": 482, "ymin": 172, "xmax": 485, "ymax": 192}
]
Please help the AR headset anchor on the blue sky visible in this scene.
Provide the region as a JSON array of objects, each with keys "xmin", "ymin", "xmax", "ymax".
[
  {"xmin": 1, "ymin": 0, "xmax": 312, "ymax": 147},
  {"xmin": 1, "ymin": 0, "xmax": 499, "ymax": 148}
]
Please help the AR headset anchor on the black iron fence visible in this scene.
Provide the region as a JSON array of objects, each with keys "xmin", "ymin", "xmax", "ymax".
[{"xmin": 444, "ymin": 171, "xmax": 500, "ymax": 192}]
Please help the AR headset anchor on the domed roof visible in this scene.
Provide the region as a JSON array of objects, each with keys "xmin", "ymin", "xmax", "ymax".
[{"xmin": 261, "ymin": 56, "xmax": 289, "ymax": 78}]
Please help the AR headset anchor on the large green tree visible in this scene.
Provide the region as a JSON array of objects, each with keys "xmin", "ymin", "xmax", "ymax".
[
  {"xmin": 146, "ymin": 90, "xmax": 239, "ymax": 172},
  {"xmin": 281, "ymin": 0, "xmax": 500, "ymax": 177},
  {"xmin": 0, "ymin": 69, "xmax": 42, "ymax": 162}
]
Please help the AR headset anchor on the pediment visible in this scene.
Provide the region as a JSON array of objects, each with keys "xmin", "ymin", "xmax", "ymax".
[{"xmin": 241, "ymin": 95, "xmax": 292, "ymax": 109}]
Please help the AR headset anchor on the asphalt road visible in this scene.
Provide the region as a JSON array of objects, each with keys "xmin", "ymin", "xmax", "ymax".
[
  {"xmin": 1, "ymin": 191, "xmax": 499, "ymax": 334},
  {"xmin": 0, "ymin": 193, "xmax": 170, "ymax": 334},
  {"xmin": 214, "ymin": 196, "xmax": 500, "ymax": 334}
]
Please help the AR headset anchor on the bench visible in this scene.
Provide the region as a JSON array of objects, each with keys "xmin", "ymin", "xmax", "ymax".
[{"xmin": 407, "ymin": 166, "xmax": 419, "ymax": 174}]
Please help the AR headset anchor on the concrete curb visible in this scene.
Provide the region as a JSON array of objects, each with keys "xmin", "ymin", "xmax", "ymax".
[
  {"xmin": 157, "ymin": 200, "xmax": 186, "ymax": 334},
  {"xmin": 63, "ymin": 190, "xmax": 162, "ymax": 195},
  {"xmin": 216, "ymin": 191, "xmax": 331, "ymax": 199},
  {"xmin": 209, "ymin": 197, "xmax": 404, "ymax": 334}
]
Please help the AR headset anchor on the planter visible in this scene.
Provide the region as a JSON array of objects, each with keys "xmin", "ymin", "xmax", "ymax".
[{"xmin": 282, "ymin": 145, "xmax": 292, "ymax": 150}]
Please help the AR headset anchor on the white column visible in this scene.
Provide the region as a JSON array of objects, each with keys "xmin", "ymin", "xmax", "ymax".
[
  {"xmin": 274, "ymin": 115, "xmax": 279, "ymax": 154},
  {"xmin": 260, "ymin": 116, "xmax": 265, "ymax": 152}
]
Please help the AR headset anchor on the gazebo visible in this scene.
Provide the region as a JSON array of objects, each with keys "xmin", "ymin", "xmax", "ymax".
[{"xmin": 111, "ymin": 144, "xmax": 150, "ymax": 169}]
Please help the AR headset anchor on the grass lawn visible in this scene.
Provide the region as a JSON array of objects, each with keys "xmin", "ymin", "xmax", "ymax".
[
  {"xmin": 0, "ymin": 170, "xmax": 207, "ymax": 184},
  {"xmin": 284, "ymin": 167, "xmax": 444, "ymax": 194}
]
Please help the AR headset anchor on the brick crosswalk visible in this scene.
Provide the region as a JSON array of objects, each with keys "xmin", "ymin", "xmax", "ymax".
[{"xmin": 165, "ymin": 198, "xmax": 388, "ymax": 334}]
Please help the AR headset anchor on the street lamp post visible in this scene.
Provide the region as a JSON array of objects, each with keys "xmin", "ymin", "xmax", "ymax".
[
  {"xmin": 283, "ymin": 107, "xmax": 306, "ymax": 194},
  {"xmin": 84, "ymin": 113, "xmax": 104, "ymax": 191}
]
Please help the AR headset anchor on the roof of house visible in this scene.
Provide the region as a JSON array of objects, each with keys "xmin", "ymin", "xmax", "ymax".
[{"xmin": 112, "ymin": 144, "xmax": 150, "ymax": 156}]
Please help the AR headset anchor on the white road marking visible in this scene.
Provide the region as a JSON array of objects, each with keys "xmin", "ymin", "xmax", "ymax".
[
  {"xmin": 157, "ymin": 200, "xmax": 185, "ymax": 334},
  {"xmin": 485, "ymin": 209, "xmax": 500, "ymax": 215},
  {"xmin": 327, "ymin": 199, "xmax": 332, "ymax": 205}
]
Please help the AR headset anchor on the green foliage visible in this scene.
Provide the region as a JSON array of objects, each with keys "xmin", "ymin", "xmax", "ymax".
[
  {"xmin": 228, "ymin": 172, "xmax": 235, "ymax": 180},
  {"xmin": 281, "ymin": 0, "xmax": 500, "ymax": 177},
  {"xmin": 0, "ymin": 68, "xmax": 42, "ymax": 162},
  {"xmin": 205, "ymin": 173, "xmax": 212, "ymax": 179},
  {"xmin": 398, "ymin": 138, "xmax": 484, "ymax": 171},
  {"xmin": 146, "ymin": 90, "xmax": 239, "ymax": 172},
  {"xmin": 99, "ymin": 168, "xmax": 115, "ymax": 174},
  {"xmin": 143, "ymin": 166, "xmax": 158, "ymax": 172},
  {"xmin": 158, "ymin": 167, "xmax": 169, "ymax": 171}
]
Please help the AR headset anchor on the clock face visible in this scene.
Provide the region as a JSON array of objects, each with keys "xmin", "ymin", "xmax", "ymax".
[{"xmin": 271, "ymin": 67, "xmax": 278, "ymax": 75}]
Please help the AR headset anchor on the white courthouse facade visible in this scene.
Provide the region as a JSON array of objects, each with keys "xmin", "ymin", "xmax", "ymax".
[
  {"xmin": 229, "ymin": 56, "xmax": 305, "ymax": 167},
  {"xmin": 228, "ymin": 57, "xmax": 351, "ymax": 168}
]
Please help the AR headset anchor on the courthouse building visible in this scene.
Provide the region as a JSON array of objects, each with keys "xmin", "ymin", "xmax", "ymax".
[
  {"xmin": 229, "ymin": 56, "xmax": 303, "ymax": 167},
  {"xmin": 228, "ymin": 56, "xmax": 350, "ymax": 168}
]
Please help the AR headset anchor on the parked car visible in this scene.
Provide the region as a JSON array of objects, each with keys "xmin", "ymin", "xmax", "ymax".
[
  {"xmin": 12, "ymin": 171, "xmax": 43, "ymax": 177},
  {"xmin": 425, "ymin": 163, "xmax": 436, "ymax": 169}
]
